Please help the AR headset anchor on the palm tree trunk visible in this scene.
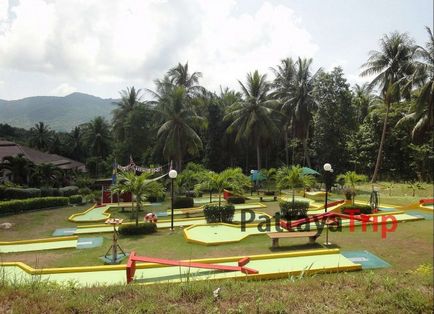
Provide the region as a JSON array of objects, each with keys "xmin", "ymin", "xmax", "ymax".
[
  {"xmin": 256, "ymin": 141, "xmax": 261, "ymax": 170},
  {"xmin": 371, "ymin": 101, "xmax": 390, "ymax": 183},
  {"xmin": 284, "ymin": 123, "xmax": 289, "ymax": 166},
  {"xmin": 135, "ymin": 201, "xmax": 140, "ymax": 227},
  {"xmin": 303, "ymin": 126, "xmax": 311, "ymax": 167}
]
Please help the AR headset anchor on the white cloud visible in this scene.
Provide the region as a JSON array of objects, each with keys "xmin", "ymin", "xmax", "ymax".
[
  {"xmin": 49, "ymin": 83, "xmax": 77, "ymax": 96},
  {"xmin": 0, "ymin": 0, "xmax": 318, "ymax": 94}
]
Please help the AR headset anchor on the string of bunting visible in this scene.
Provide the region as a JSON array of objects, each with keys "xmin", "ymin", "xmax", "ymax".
[{"xmin": 116, "ymin": 164, "xmax": 162, "ymax": 173}]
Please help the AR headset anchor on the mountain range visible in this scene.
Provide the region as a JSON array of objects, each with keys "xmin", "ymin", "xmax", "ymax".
[{"xmin": 0, "ymin": 92, "xmax": 117, "ymax": 131}]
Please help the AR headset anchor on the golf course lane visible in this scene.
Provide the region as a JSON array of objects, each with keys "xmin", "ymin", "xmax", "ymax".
[
  {"xmin": 0, "ymin": 239, "xmax": 78, "ymax": 253},
  {"xmin": 0, "ymin": 252, "xmax": 359, "ymax": 286},
  {"xmin": 184, "ymin": 213, "xmax": 424, "ymax": 245}
]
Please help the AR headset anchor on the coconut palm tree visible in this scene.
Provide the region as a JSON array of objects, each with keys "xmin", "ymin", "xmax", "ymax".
[
  {"xmin": 0, "ymin": 154, "xmax": 33, "ymax": 185},
  {"xmin": 398, "ymin": 27, "xmax": 434, "ymax": 141},
  {"xmin": 30, "ymin": 122, "xmax": 52, "ymax": 151},
  {"xmin": 271, "ymin": 58, "xmax": 296, "ymax": 165},
  {"xmin": 113, "ymin": 171, "xmax": 163, "ymax": 226},
  {"xmin": 353, "ymin": 83, "xmax": 377, "ymax": 124},
  {"xmin": 82, "ymin": 117, "xmax": 111, "ymax": 159},
  {"xmin": 155, "ymin": 86, "xmax": 204, "ymax": 170},
  {"xmin": 361, "ymin": 31, "xmax": 415, "ymax": 182},
  {"xmin": 112, "ymin": 86, "xmax": 143, "ymax": 141},
  {"xmin": 31, "ymin": 163, "xmax": 62, "ymax": 187},
  {"xmin": 167, "ymin": 62, "xmax": 204, "ymax": 95},
  {"xmin": 276, "ymin": 165, "xmax": 313, "ymax": 206},
  {"xmin": 337, "ymin": 171, "xmax": 367, "ymax": 205},
  {"xmin": 69, "ymin": 126, "xmax": 83, "ymax": 161},
  {"xmin": 225, "ymin": 70, "xmax": 278, "ymax": 170}
]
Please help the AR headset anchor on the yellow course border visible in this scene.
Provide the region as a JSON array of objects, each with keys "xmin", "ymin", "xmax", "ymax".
[
  {"xmin": 0, "ymin": 236, "xmax": 78, "ymax": 246},
  {"xmin": 0, "ymin": 248, "xmax": 353, "ymax": 275},
  {"xmin": 68, "ymin": 204, "xmax": 103, "ymax": 222}
]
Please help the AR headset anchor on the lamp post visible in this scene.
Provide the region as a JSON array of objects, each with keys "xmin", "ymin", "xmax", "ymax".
[
  {"xmin": 323, "ymin": 163, "xmax": 333, "ymax": 246},
  {"xmin": 169, "ymin": 169, "xmax": 178, "ymax": 231}
]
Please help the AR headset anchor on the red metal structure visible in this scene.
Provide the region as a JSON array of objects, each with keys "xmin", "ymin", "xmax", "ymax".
[{"xmin": 126, "ymin": 251, "xmax": 258, "ymax": 283}]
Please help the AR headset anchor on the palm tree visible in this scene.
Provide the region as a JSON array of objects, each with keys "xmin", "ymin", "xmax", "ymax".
[
  {"xmin": 361, "ymin": 32, "xmax": 415, "ymax": 182},
  {"xmin": 82, "ymin": 117, "xmax": 111, "ymax": 159},
  {"xmin": 271, "ymin": 58, "xmax": 296, "ymax": 165},
  {"xmin": 225, "ymin": 70, "xmax": 278, "ymax": 170},
  {"xmin": 398, "ymin": 27, "xmax": 434, "ymax": 141},
  {"xmin": 337, "ymin": 171, "xmax": 367, "ymax": 205},
  {"xmin": 155, "ymin": 86, "xmax": 204, "ymax": 170},
  {"xmin": 113, "ymin": 171, "xmax": 163, "ymax": 226},
  {"xmin": 31, "ymin": 163, "xmax": 62, "ymax": 187},
  {"xmin": 30, "ymin": 122, "xmax": 52, "ymax": 151},
  {"xmin": 353, "ymin": 83, "xmax": 377, "ymax": 124},
  {"xmin": 0, "ymin": 154, "xmax": 33, "ymax": 185},
  {"xmin": 112, "ymin": 87, "xmax": 143, "ymax": 141},
  {"xmin": 197, "ymin": 168, "xmax": 250, "ymax": 207},
  {"xmin": 167, "ymin": 62, "xmax": 203, "ymax": 95},
  {"xmin": 276, "ymin": 165, "xmax": 313, "ymax": 206},
  {"xmin": 69, "ymin": 127, "xmax": 83, "ymax": 161}
]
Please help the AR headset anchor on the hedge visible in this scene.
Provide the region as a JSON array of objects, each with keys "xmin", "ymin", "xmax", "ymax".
[
  {"xmin": 0, "ymin": 187, "xmax": 41, "ymax": 200},
  {"xmin": 69, "ymin": 195, "xmax": 83, "ymax": 205},
  {"xmin": 279, "ymin": 200, "xmax": 309, "ymax": 220},
  {"xmin": 341, "ymin": 205, "xmax": 372, "ymax": 215},
  {"xmin": 203, "ymin": 204, "xmax": 235, "ymax": 223},
  {"xmin": 40, "ymin": 187, "xmax": 62, "ymax": 197},
  {"xmin": 118, "ymin": 223, "xmax": 157, "ymax": 235},
  {"xmin": 0, "ymin": 197, "xmax": 69, "ymax": 214},
  {"xmin": 59, "ymin": 186, "xmax": 79, "ymax": 197},
  {"xmin": 227, "ymin": 196, "xmax": 245, "ymax": 204},
  {"xmin": 173, "ymin": 196, "xmax": 194, "ymax": 209}
]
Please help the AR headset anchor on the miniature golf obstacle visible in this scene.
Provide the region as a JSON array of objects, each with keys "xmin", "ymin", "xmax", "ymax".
[
  {"xmin": 126, "ymin": 251, "xmax": 259, "ymax": 283},
  {"xmin": 103, "ymin": 218, "xmax": 127, "ymax": 264}
]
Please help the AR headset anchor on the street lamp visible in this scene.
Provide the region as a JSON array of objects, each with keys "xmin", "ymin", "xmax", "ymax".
[
  {"xmin": 323, "ymin": 163, "xmax": 333, "ymax": 246},
  {"xmin": 169, "ymin": 169, "xmax": 178, "ymax": 231}
]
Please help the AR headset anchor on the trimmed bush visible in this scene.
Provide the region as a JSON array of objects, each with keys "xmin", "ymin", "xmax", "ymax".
[
  {"xmin": 69, "ymin": 195, "xmax": 83, "ymax": 205},
  {"xmin": 0, "ymin": 187, "xmax": 41, "ymax": 200},
  {"xmin": 118, "ymin": 223, "xmax": 157, "ymax": 235},
  {"xmin": 203, "ymin": 204, "xmax": 235, "ymax": 223},
  {"xmin": 0, "ymin": 197, "xmax": 69, "ymax": 214},
  {"xmin": 40, "ymin": 187, "xmax": 61, "ymax": 197},
  {"xmin": 59, "ymin": 186, "xmax": 79, "ymax": 197},
  {"xmin": 279, "ymin": 200, "xmax": 309, "ymax": 220},
  {"xmin": 173, "ymin": 196, "xmax": 194, "ymax": 209},
  {"xmin": 227, "ymin": 196, "xmax": 245, "ymax": 204},
  {"xmin": 341, "ymin": 205, "xmax": 372, "ymax": 215}
]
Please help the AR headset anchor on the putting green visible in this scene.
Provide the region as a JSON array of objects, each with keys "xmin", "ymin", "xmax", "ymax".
[
  {"xmin": 184, "ymin": 213, "xmax": 424, "ymax": 245},
  {"xmin": 0, "ymin": 237, "xmax": 78, "ymax": 253},
  {"xmin": 69, "ymin": 202, "xmax": 150, "ymax": 222},
  {"xmin": 72, "ymin": 212, "xmax": 272, "ymax": 235},
  {"xmin": 0, "ymin": 249, "xmax": 360, "ymax": 286}
]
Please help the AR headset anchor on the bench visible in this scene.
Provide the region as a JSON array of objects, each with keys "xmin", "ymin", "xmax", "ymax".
[
  {"xmin": 259, "ymin": 196, "xmax": 277, "ymax": 202},
  {"xmin": 267, "ymin": 231, "xmax": 320, "ymax": 248}
]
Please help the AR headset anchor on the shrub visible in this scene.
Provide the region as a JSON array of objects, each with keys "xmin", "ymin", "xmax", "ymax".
[
  {"xmin": 203, "ymin": 204, "xmax": 235, "ymax": 223},
  {"xmin": 227, "ymin": 196, "xmax": 245, "ymax": 204},
  {"xmin": 69, "ymin": 195, "xmax": 83, "ymax": 205},
  {"xmin": 185, "ymin": 190, "xmax": 203, "ymax": 198},
  {"xmin": 341, "ymin": 205, "xmax": 372, "ymax": 215},
  {"xmin": 59, "ymin": 186, "xmax": 79, "ymax": 197},
  {"xmin": 279, "ymin": 200, "xmax": 309, "ymax": 220},
  {"xmin": 118, "ymin": 223, "xmax": 157, "ymax": 235},
  {"xmin": 0, "ymin": 187, "xmax": 41, "ymax": 200},
  {"xmin": 173, "ymin": 196, "xmax": 194, "ymax": 209},
  {"xmin": 0, "ymin": 197, "xmax": 69, "ymax": 214},
  {"xmin": 343, "ymin": 188, "xmax": 354, "ymax": 201},
  {"xmin": 264, "ymin": 191, "xmax": 275, "ymax": 196},
  {"xmin": 40, "ymin": 187, "xmax": 61, "ymax": 197},
  {"xmin": 146, "ymin": 181, "xmax": 165, "ymax": 203}
]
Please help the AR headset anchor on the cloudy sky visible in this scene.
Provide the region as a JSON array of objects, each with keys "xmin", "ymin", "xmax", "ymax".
[{"xmin": 0, "ymin": 0, "xmax": 431, "ymax": 100}]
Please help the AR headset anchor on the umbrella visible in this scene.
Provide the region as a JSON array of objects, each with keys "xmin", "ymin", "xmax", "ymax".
[{"xmin": 302, "ymin": 167, "xmax": 320, "ymax": 175}]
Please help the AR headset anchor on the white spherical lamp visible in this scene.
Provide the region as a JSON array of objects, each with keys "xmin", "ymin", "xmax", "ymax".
[
  {"xmin": 323, "ymin": 163, "xmax": 332, "ymax": 172},
  {"xmin": 169, "ymin": 169, "xmax": 178, "ymax": 179}
]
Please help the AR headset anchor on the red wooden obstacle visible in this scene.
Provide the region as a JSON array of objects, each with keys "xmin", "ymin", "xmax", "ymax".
[{"xmin": 126, "ymin": 251, "xmax": 258, "ymax": 284}]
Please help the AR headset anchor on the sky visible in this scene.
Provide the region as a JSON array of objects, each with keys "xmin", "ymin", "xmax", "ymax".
[{"xmin": 0, "ymin": 0, "xmax": 432, "ymax": 100}]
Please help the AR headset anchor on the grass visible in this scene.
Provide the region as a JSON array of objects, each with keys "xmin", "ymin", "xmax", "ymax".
[{"xmin": 0, "ymin": 183, "xmax": 432, "ymax": 312}]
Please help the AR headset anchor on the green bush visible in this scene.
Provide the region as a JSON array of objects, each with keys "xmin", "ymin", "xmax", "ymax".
[
  {"xmin": 59, "ymin": 186, "xmax": 79, "ymax": 197},
  {"xmin": 203, "ymin": 204, "xmax": 235, "ymax": 223},
  {"xmin": 69, "ymin": 195, "xmax": 83, "ymax": 205},
  {"xmin": 118, "ymin": 223, "xmax": 157, "ymax": 235},
  {"xmin": 279, "ymin": 200, "xmax": 309, "ymax": 220},
  {"xmin": 227, "ymin": 196, "xmax": 245, "ymax": 204},
  {"xmin": 264, "ymin": 191, "xmax": 275, "ymax": 196},
  {"xmin": 146, "ymin": 181, "xmax": 165, "ymax": 203},
  {"xmin": 40, "ymin": 187, "xmax": 61, "ymax": 197},
  {"xmin": 173, "ymin": 196, "xmax": 194, "ymax": 209},
  {"xmin": 0, "ymin": 187, "xmax": 41, "ymax": 200},
  {"xmin": 0, "ymin": 197, "xmax": 69, "ymax": 214},
  {"xmin": 341, "ymin": 205, "xmax": 372, "ymax": 215}
]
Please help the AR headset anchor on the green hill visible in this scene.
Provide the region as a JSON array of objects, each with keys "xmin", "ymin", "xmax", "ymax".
[{"xmin": 0, "ymin": 92, "xmax": 116, "ymax": 131}]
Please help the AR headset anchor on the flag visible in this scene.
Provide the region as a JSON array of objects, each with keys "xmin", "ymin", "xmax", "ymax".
[{"xmin": 112, "ymin": 160, "xmax": 117, "ymax": 185}]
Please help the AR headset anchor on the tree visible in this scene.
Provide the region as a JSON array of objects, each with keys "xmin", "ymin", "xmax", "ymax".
[
  {"xmin": 113, "ymin": 171, "xmax": 163, "ymax": 226},
  {"xmin": 31, "ymin": 163, "xmax": 62, "ymax": 187},
  {"xmin": 225, "ymin": 70, "xmax": 278, "ymax": 170},
  {"xmin": 276, "ymin": 165, "xmax": 314, "ymax": 205},
  {"xmin": 337, "ymin": 171, "xmax": 367, "ymax": 205},
  {"xmin": 155, "ymin": 86, "xmax": 204, "ymax": 170},
  {"xmin": 353, "ymin": 83, "xmax": 377, "ymax": 124},
  {"xmin": 361, "ymin": 31, "xmax": 415, "ymax": 182},
  {"xmin": 0, "ymin": 154, "xmax": 33, "ymax": 185},
  {"xmin": 30, "ymin": 122, "xmax": 52, "ymax": 151},
  {"xmin": 398, "ymin": 26, "xmax": 434, "ymax": 142},
  {"xmin": 69, "ymin": 127, "xmax": 84, "ymax": 161},
  {"xmin": 83, "ymin": 117, "xmax": 111, "ymax": 159},
  {"xmin": 167, "ymin": 62, "xmax": 203, "ymax": 95}
]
